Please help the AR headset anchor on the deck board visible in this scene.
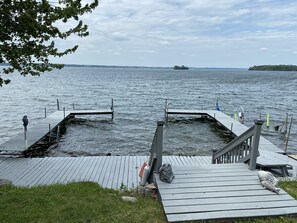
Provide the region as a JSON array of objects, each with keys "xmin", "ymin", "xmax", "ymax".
[{"xmin": 155, "ymin": 163, "xmax": 297, "ymax": 222}]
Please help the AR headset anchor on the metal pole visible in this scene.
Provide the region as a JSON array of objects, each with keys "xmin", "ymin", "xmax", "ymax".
[
  {"xmin": 285, "ymin": 116, "xmax": 293, "ymax": 153},
  {"xmin": 48, "ymin": 124, "xmax": 51, "ymax": 142},
  {"xmin": 44, "ymin": 107, "xmax": 47, "ymax": 118},
  {"xmin": 249, "ymin": 120, "xmax": 264, "ymax": 170},
  {"xmin": 57, "ymin": 125, "xmax": 60, "ymax": 142},
  {"xmin": 22, "ymin": 116, "xmax": 28, "ymax": 149},
  {"xmin": 111, "ymin": 98, "xmax": 114, "ymax": 120},
  {"xmin": 155, "ymin": 121, "xmax": 164, "ymax": 173},
  {"xmin": 284, "ymin": 113, "xmax": 288, "ymax": 133},
  {"xmin": 57, "ymin": 99, "xmax": 60, "ymax": 110}
]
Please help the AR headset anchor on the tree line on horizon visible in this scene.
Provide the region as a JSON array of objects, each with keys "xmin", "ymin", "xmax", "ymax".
[{"xmin": 249, "ymin": 65, "xmax": 297, "ymax": 71}]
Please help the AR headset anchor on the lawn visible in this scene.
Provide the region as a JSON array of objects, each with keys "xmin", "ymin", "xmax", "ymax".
[{"xmin": 0, "ymin": 181, "xmax": 296, "ymax": 223}]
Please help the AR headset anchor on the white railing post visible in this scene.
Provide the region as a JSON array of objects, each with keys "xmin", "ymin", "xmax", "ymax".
[
  {"xmin": 155, "ymin": 121, "xmax": 164, "ymax": 173},
  {"xmin": 249, "ymin": 120, "xmax": 264, "ymax": 170}
]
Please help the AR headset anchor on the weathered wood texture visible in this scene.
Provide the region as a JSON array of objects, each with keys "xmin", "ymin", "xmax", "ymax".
[
  {"xmin": 0, "ymin": 109, "xmax": 113, "ymax": 152},
  {"xmin": 155, "ymin": 163, "xmax": 297, "ymax": 222},
  {"xmin": 0, "ymin": 156, "xmax": 209, "ymax": 188}
]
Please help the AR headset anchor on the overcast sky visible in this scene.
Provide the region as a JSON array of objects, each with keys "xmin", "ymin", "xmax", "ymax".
[{"xmin": 53, "ymin": 0, "xmax": 297, "ymax": 68}]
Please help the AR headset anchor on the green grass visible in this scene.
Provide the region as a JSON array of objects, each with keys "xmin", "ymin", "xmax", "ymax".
[
  {"xmin": 0, "ymin": 181, "xmax": 296, "ymax": 223},
  {"xmin": 0, "ymin": 182, "xmax": 164, "ymax": 223}
]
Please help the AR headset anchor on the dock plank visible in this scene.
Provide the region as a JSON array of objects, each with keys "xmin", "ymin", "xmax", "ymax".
[{"xmin": 156, "ymin": 164, "xmax": 297, "ymax": 222}]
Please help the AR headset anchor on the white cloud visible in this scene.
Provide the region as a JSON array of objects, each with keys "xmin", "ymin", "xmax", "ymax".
[{"xmin": 51, "ymin": 0, "xmax": 297, "ymax": 67}]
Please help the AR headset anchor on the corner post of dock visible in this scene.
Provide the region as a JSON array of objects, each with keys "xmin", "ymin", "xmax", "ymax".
[
  {"xmin": 156, "ymin": 121, "xmax": 165, "ymax": 173},
  {"xmin": 249, "ymin": 119, "xmax": 264, "ymax": 170},
  {"xmin": 111, "ymin": 98, "xmax": 114, "ymax": 119}
]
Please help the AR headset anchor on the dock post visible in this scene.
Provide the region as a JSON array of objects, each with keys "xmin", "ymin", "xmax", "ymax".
[
  {"xmin": 249, "ymin": 120, "xmax": 264, "ymax": 170},
  {"xmin": 284, "ymin": 113, "xmax": 289, "ymax": 133},
  {"xmin": 111, "ymin": 98, "xmax": 114, "ymax": 120},
  {"xmin": 57, "ymin": 99, "xmax": 60, "ymax": 110},
  {"xmin": 164, "ymin": 99, "xmax": 168, "ymax": 123},
  {"xmin": 44, "ymin": 107, "xmax": 47, "ymax": 118},
  {"xmin": 48, "ymin": 124, "xmax": 51, "ymax": 142},
  {"xmin": 63, "ymin": 107, "xmax": 66, "ymax": 119},
  {"xmin": 57, "ymin": 126, "xmax": 60, "ymax": 142},
  {"xmin": 22, "ymin": 116, "xmax": 28, "ymax": 149},
  {"xmin": 156, "ymin": 121, "xmax": 165, "ymax": 173}
]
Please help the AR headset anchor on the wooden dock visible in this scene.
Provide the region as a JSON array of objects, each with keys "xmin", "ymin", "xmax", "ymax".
[
  {"xmin": 155, "ymin": 163, "xmax": 297, "ymax": 222},
  {"xmin": 166, "ymin": 109, "xmax": 282, "ymax": 153},
  {"xmin": 0, "ymin": 109, "xmax": 113, "ymax": 152},
  {"xmin": 165, "ymin": 109, "xmax": 297, "ymax": 176},
  {"xmin": 0, "ymin": 155, "xmax": 210, "ymax": 188}
]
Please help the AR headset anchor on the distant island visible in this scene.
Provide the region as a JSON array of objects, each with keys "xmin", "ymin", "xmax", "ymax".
[
  {"xmin": 248, "ymin": 65, "xmax": 297, "ymax": 71},
  {"xmin": 174, "ymin": 65, "xmax": 189, "ymax": 70}
]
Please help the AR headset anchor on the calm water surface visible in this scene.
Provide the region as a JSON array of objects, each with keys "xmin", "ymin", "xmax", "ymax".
[{"xmin": 0, "ymin": 67, "xmax": 296, "ymax": 156}]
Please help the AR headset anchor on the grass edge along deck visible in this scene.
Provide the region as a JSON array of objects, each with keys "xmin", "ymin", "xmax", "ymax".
[
  {"xmin": 0, "ymin": 109, "xmax": 114, "ymax": 152},
  {"xmin": 154, "ymin": 163, "xmax": 297, "ymax": 222}
]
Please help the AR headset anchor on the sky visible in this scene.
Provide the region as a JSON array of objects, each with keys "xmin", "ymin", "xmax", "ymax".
[{"xmin": 52, "ymin": 0, "xmax": 297, "ymax": 68}]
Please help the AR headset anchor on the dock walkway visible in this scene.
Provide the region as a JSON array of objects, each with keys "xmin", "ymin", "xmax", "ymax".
[
  {"xmin": 0, "ymin": 109, "xmax": 113, "ymax": 152},
  {"xmin": 0, "ymin": 155, "xmax": 210, "ymax": 188},
  {"xmin": 155, "ymin": 163, "xmax": 297, "ymax": 222},
  {"xmin": 165, "ymin": 109, "xmax": 297, "ymax": 174},
  {"xmin": 166, "ymin": 109, "xmax": 281, "ymax": 153}
]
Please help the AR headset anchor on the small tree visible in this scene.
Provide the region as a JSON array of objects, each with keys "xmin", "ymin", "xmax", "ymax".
[{"xmin": 0, "ymin": 0, "xmax": 98, "ymax": 86}]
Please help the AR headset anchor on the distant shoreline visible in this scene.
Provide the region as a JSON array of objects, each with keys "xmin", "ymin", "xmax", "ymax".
[
  {"xmin": 0, "ymin": 63, "xmax": 246, "ymax": 70},
  {"xmin": 249, "ymin": 65, "xmax": 297, "ymax": 71}
]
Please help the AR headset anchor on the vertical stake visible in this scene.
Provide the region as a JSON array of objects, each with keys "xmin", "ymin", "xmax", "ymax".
[
  {"xmin": 249, "ymin": 120, "xmax": 264, "ymax": 170},
  {"xmin": 49, "ymin": 124, "xmax": 51, "ymax": 142},
  {"xmin": 57, "ymin": 126, "xmax": 60, "ymax": 142},
  {"xmin": 44, "ymin": 107, "xmax": 47, "ymax": 118},
  {"xmin": 111, "ymin": 98, "xmax": 114, "ymax": 120},
  {"xmin": 73, "ymin": 103, "xmax": 75, "ymax": 110},
  {"xmin": 57, "ymin": 99, "xmax": 60, "ymax": 110},
  {"xmin": 285, "ymin": 116, "xmax": 293, "ymax": 153},
  {"xmin": 156, "ymin": 121, "xmax": 165, "ymax": 173},
  {"xmin": 63, "ymin": 107, "xmax": 66, "ymax": 119}
]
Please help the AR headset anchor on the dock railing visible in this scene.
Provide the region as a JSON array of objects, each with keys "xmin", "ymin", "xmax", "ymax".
[
  {"xmin": 148, "ymin": 121, "xmax": 165, "ymax": 175},
  {"xmin": 212, "ymin": 120, "xmax": 264, "ymax": 170}
]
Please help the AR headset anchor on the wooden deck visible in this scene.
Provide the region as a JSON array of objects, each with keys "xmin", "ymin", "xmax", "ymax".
[
  {"xmin": 0, "ymin": 155, "xmax": 210, "ymax": 188},
  {"xmin": 155, "ymin": 163, "xmax": 297, "ymax": 222},
  {"xmin": 0, "ymin": 109, "xmax": 113, "ymax": 152}
]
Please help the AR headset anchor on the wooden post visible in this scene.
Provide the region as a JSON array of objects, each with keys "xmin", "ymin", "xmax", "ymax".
[
  {"xmin": 249, "ymin": 120, "xmax": 264, "ymax": 170},
  {"xmin": 155, "ymin": 121, "xmax": 164, "ymax": 173},
  {"xmin": 57, "ymin": 99, "xmax": 60, "ymax": 110},
  {"xmin": 44, "ymin": 107, "xmax": 47, "ymax": 118},
  {"xmin": 63, "ymin": 107, "xmax": 66, "ymax": 119}
]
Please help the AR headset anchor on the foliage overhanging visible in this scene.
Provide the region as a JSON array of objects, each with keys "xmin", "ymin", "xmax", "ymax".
[{"xmin": 0, "ymin": 0, "xmax": 98, "ymax": 86}]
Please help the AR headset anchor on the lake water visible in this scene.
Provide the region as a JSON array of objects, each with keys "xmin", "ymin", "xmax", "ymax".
[{"xmin": 0, "ymin": 67, "xmax": 296, "ymax": 156}]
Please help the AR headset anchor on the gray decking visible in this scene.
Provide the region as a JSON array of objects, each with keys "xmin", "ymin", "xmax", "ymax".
[
  {"xmin": 155, "ymin": 163, "xmax": 297, "ymax": 222},
  {"xmin": 0, "ymin": 155, "xmax": 210, "ymax": 188},
  {"xmin": 0, "ymin": 109, "xmax": 113, "ymax": 152}
]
